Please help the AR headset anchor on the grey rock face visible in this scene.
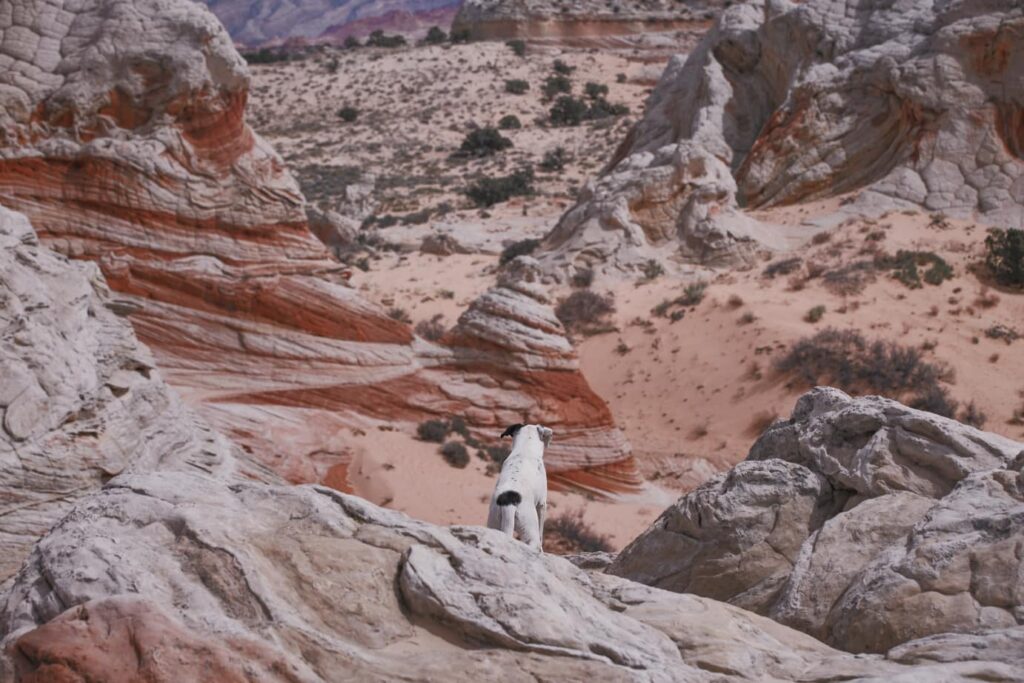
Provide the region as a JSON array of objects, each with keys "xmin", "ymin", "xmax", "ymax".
[
  {"xmin": 543, "ymin": 0, "xmax": 1024, "ymax": 275},
  {"xmin": 0, "ymin": 206, "xmax": 271, "ymax": 586},
  {"xmin": 610, "ymin": 387, "xmax": 1024, "ymax": 655}
]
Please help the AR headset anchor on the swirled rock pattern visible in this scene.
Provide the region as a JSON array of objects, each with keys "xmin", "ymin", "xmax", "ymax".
[
  {"xmin": 543, "ymin": 0, "xmax": 1024, "ymax": 275},
  {"xmin": 610, "ymin": 387, "xmax": 1024, "ymax": 654},
  {"xmin": 0, "ymin": 0, "xmax": 634, "ymax": 494}
]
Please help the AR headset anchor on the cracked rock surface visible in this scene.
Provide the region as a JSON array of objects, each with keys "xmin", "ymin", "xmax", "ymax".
[{"xmin": 610, "ymin": 387, "xmax": 1024, "ymax": 655}]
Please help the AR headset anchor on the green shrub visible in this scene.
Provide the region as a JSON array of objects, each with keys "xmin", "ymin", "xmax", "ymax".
[
  {"xmin": 449, "ymin": 27, "xmax": 471, "ymax": 43},
  {"xmin": 498, "ymin": 114, "xmax": 522, "ymax": 130},
  {"xmin": 366, "ymin": 30, "xmax": 406, "ymax": 47},
  {"xmin": 571, "ymin": 267, "xmax": 594, "ymax": 289},
  {"xmin": 465, "ymin": 168, "xmax": 534, "ymax": 207},
  {"xmin": 552, "ymin": 59, "xmax": 575, "ymax": 75},
  {"xmin": 805, "ymin": 305, "xmax": 826, "ymax": 323},
  {"xmin": 584, "ymin": 81, "xmax": 609, "ymax": 100},
  {"xmin": 417, "ymin": 419, "xmax": 449, "ymax": 443},
  {"xmin": 985, "ymin": 228, "xmax": 1024, "ymax": 287},
  {"xmin": 549, "ymin": 95, "xmax": 588, "ymax": 126},
  {"xmin": 506, "ymin": 39, "xmax": 526, "ymax": 56},
  {"xmin": 440, "ymin": 441, "xmax": 470, "ymax": 468},
  {"xmin": 505, "ymin": 79, "xmax": 530, "ymax": 95},
  {"xmin": 539, "ymin": 147, "xmax": 567, "ymax": 172},
  {"xmin": 499, "ymin": 238, "xmax": 540, "ymax": 265},
  {"xmin": 457, "ymin": 126, "xmax": 512, "ymax": 157},
  {"xmin": 556, "ymin": 290, "xmax": 615, "ymax": 334},
  {"xmin": 343, "ymin": 35, "xmax": 361, "ymax": 49},
  {"xmin": 425, "ymin": 26, "xmax": 447, "ymax": 44},
  {"xmin": 877, "ymin": 250, "xmax": 954, "ymax": 289},
  {"xmin": 337, "ymin": 106, "xmax": 359, "ymax": 122},
  {"xmin": 387, "ymin": 307, "xmax": 411, "ymax": 323},
  {"xmin": 585, "ymin": 97, "xmax": 630, "ymax": 119},
  {"xmin": 776, "ymin": 328, "xmax": 957, "ymax": 417},
  {"xmin": 679, "ymin": 282, "xmax": 707, "ymax": 306},
  {"xmin": 542, "ymin": 74, "xmax": 572, "ymax": 99},
  {"xmin": 641, "ymin": 259, "xmax": 664, "ymax": 281}
]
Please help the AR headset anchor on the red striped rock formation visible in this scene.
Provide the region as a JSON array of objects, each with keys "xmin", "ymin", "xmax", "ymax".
[{"xmin": 0, "ymin": 0, "xmax": 634, "ymax": 494}]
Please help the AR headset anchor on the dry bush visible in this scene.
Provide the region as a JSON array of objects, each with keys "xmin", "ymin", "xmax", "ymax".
[
  {"xmin": 556, "ymin": 290, "xmax": 615, "ymax": 335},
  {"xmin": 544, "ymin": 510, "xmax": 612, "ymax": 554},
  {"xmin": 440, "ymin": 441, "xmax": 470, "ymax": 468},
  {"xmin": 415, "ymin": 314, "xmax": 446, "ymax": 341}
]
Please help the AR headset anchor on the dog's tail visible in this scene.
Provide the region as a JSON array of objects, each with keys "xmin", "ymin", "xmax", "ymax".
[{"xmin": 496, "ymin": 490, "xmax": 521, "ymax": 535}]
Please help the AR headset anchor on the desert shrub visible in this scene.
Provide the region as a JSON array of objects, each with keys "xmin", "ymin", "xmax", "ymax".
[
  {"xmin": 571, "ymin": 267, "xmax": 594, "ymax": 289},
  {"xmin": 440, "ymin": 441, "xmax": 470, "ymax": 468},
  {"xmin": 417, "ymin": 419, "xmax": 449, "ymax": 443},
  {"xmin": 449, "ymin": 416, "xmax": 470, "ymax": 438},
  {"xmin": 985, "ymin": 324, "xmax": 1020, "ymax": 344},
  {"xmin": 805, "ymin": 305, "xmax": 826, "ymax": 323},
  {"xmin": 641, "ymin": 259, "xmax": 664, "ymax": 281},
  {"xmin": 498, "ymin": 114, "xmax": 522, "ymax": 130},
  {"xmin": 366, "ymin": 30, "xmax": 406, "ymax": 47},
  {"xmin": 555, "ymin": 290, "xmax": 615, "ymax": 334},
  {"xmin": 425, "ymin": 26, "xmax": 447, "ymax": 44},
  {"xmin": 542, "ymin": 74, "xmax": 572, "ymax": 99},
  {"xmin": 241, "ymin": 48, "xmax": 289, "ymax": 64},
  {"xmin": 506, "ymin": 39, "xmax": 526, "ymax": 57},
  {"xmin": 539, "ymin": 147, "xmax": 567, "ymax": 172},
  {"xmin": 984, "ymin": 228, "xmax": 1024, "ymax": 287},
  {"xmin": 505, "ymin": 79, "xmax": 530, "ymax": 95},
  {"xmin": 456, "ymin": 126, "xmax": 513, "ymax": 157},
  {"xmin": 679, "ymin": 282, "xmax": 706, "ymax": 306},
  {"xmin": 959, "ymin": 401, "xmax": 987, "ymax": 428},
  {"xmin": 545, "ymin": 510, "xmax": 612, "ymax": 554},
  {"xmin": 499, "ymin": 238, "xmax": 540, "ymax": 265},
  {"xmin": 822, "ymin": 260, "xmax": 876, "ymax": 296},
  {"xmin": 387, "ymin": 307, "xmax": 411, "ymax": 323},
  {"xmin": 616, "ymin": 73, "xmax": 627, "ymax": 83},
  {"xmin": 343, "ymin": 35, "xmax": 361, "ymax": 49},
  {"xmin": 549, "ymin": 95, "xmax": 588, "ymax": 126},
  {"xmin": 776, "ymin": 328, "xmax": 956, "ymax": 417},
  {"xmin": 584, "ymin": 81, "xmax": 609, "ymax": 100},
  {"xmin": 449, "ymin": 27, "xmax": 471, "ymax": 43},
  {"xmin": 877, "ymin": 250, "xmax": 954, "ymax": 289},
  {"xmin": 415, "ymin": 314, "xmax": 446, "ymax": 341},
  {"xmin": 484, "ymin": 445, "xmax": 509, "ymax": 463},
  {"xmin": 337, "ymin": 106, "xmax": 359, "ymax": 122},
  {"xmin": 763, "ymin": 257, "xmax": 802, "ymax": 279},
  {"xmin": 465, "ymin": 168, "xmax": 534, "ymax": 207},
  {"xmin": 585, "ymin": 97, "xmax": 629, "ymax": 119},
  {"xmin": 552, "ymin": 59, "xmax": 575, "ymax": 75}
]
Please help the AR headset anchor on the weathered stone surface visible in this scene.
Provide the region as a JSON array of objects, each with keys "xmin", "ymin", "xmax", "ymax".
[
  {"xmin": 3, "ymin": 467, "xmax": 1021, "ymax": 682},
  {"xmin": 610, "ymin": 388, "xmax": 1024, "ymax": 654},
  {"xmin": 0, "ymin": 0, "xmax": 635, "ymax": 494},
  {"xmin": 543, "ymin": 0, "xmax": 1024, "ymax": 275},
  {"xmin": 0, "ymin": 205, "xmax": 272, "ymax": 586}
]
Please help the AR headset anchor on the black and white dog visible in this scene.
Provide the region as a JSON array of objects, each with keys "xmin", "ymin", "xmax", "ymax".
[{"xmin": 486, "ymin": 423, "xmax": 552, "ymax": 549}]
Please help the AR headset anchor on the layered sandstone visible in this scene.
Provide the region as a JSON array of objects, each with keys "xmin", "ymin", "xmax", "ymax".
[
  {"xmin": 610, "ymin": 388, "xmax": 1024, "ymax": 654},
  {"xmin": 0, "ymin": 0, "xmax": 633, "ymax": 493},
  {"xmin": 542, "ymin": 0, "xmax": 1024, "ymax": 276},
  {"xmin": 452, "ymin": 0, "xmax": 718, "ymax": 47}
]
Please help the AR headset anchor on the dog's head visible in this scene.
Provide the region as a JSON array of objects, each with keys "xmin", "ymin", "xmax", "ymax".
[{"xmin": 500, "ymin": 423, "xmax": 553, "ymax": 448}]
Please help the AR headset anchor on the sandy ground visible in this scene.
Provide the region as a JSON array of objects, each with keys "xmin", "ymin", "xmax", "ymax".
[
  {"xmin": 247, "ymin": 40, "xmax": 1024, "ymax": 550},
  {"xmin": 577, "ymin": 202, "xmax": 1024, "ymax": 488}
]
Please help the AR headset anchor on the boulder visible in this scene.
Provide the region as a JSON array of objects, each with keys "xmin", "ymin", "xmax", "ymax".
[{"xmin": 609, "ymin": 387, "xmax": 1024, "ymax": 653}]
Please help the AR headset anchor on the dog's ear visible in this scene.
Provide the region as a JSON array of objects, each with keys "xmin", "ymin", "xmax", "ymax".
[
  {"xmin": 500, "ymin": 423, "xmax": 524, "ymax": 439},
  {"xmin": 538, "ymin": 426, "xmax": 553, "ymax": 446}
]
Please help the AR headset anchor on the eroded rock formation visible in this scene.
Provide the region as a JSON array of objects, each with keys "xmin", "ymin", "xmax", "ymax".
[
  {"xmin": 452, "ymin": 0, "xmax": 718, "ymax": 47},
  {"xmin": 543, "ymin": 0, "xmax": 1024, "ymax": 275},
  {"xmin": 0, "ymin": 0, "xmax": 634, "ymax": 494},
  {"xmin": 0, "ymin": 206, "xmax": 274, "ymax": 585},
  {"xmin": 610, "ymin": 387, "xmax": 1024, "ymax": 654}
]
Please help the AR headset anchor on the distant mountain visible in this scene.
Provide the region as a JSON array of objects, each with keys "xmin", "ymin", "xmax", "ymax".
[{"xmin": 201, "ymin": 0, "xmax": 462, "ymax": 46}]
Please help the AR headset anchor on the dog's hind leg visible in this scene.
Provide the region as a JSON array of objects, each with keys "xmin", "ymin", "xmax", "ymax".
[
  {"xmin": 500, "ymin": 503, "xmax": 516, "ymax": 536},
  {"xmin": 516, "ymin": 503, "xmax": 541, "ymax": 549}
]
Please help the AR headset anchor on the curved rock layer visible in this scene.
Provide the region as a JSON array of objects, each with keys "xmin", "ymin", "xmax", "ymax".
[
  {"xmin": 0, "ymin": 205, "xmax": 275, "ymax": 586},
  {"xmin": 543, "ymin": 0, "xmax": 1024, "ymax": 275},
  {"xmin": 0, "ymin": 0, "xmax": 634, "ymax": 494},
  {"xmin": 610, "ymin": 387, "xmax": 1024, "ymax": 655}
]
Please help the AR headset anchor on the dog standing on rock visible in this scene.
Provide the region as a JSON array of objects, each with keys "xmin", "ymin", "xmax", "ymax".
[{"xmin": 486, "ymin": 423, "xmax": 552, "ymax": 549}]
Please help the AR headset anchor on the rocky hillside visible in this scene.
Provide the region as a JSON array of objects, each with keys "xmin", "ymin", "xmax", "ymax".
[
  {"xmin": 202, "ymin": 0, "xmax": 460, "ymax": 46},
  {"xmin": 541, "ymin": 0, "xmax": 1024, "ymax": 276},
  {"xmin": 0, "ymin": 0, "xmax": 637, "ymax": 494},
  {"xmin": 452, "ymin": 0, "xmax": 719, "ymax": 47}
]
